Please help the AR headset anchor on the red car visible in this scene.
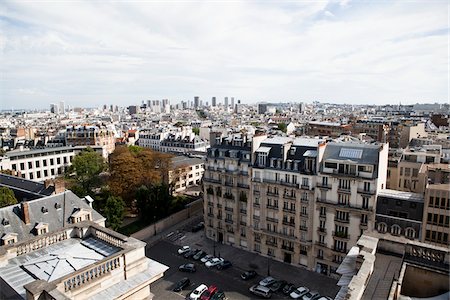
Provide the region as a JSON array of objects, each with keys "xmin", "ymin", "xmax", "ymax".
[{"xmin": 200, "ymin": 285, "xmax": 218, "ymax": 300}]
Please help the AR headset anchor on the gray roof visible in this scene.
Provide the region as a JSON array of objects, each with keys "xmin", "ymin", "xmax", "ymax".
[
  {"xmin": 171, "ymin": 156, "xmax": 204, "ymax": 169},
  {"xmin": 0, "ymin": 174, "xmax": 54, "ymax": 201},
  {"xmin": 0, "ymin": 191, "xmax": 105, "ymax": 243},
  {"xmin": 378, "ymin": 189, "xmax": 424, "ymax": 202},
  {"xmin": 322, "ymin": 142, "xmax": 381, "ymax": 165}
]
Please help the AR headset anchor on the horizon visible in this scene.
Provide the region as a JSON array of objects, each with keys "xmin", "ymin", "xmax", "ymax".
[{"xmin": 1, "ymin": 1, "xmax": 448, "ymax": 109}]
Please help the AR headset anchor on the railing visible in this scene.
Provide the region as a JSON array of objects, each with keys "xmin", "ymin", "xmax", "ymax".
[
  {"xmin": 332, "ymin": 247, "xmax": 348, "ymax": 254},
  {"xmin": 301, "ymin": 184, "xmax": 310, "ymax": 190},
  {"xmin": 207, "ymin": 202, "xmax": 213, "ymax": 207},
  {"xmin": 301, "ymin": 198, "xmax": 309, "ymax": 204},
  {"xmin": 300, "ymin": 212, "xmax": 308, "ymax": 217},
  {"xmin": 204, "ymin": 177, "xmax": 221, "ymax": 184},
  {"xmin": 16, "ymin": 230, "xmax": 68, "ymax": 256},
  {"xmin": 266, "ymin": 240, "xmax": 278, "ymax": 247},
  {"xmin": 253, "ymin": 215, "xmax": 260, "ymax": 220},
  {"xmin": 316, "ymin": 183, "xmax": 331, "ymax": 189},
  {"xmin": 63, "ymin": 255, "xmax": 121, "ymax": 292},
  {"xmin": 333, "ymin": 231, "xmax": 350, "ymax": 239},
  {"xmin": 357, "ymin": 188, "xmax": 375, "ymax": 195},
  {"xmin": 237, "ymin": 183, "xmax": 249, "ymax": 189},
  {"xmin": 315, "ymin": 241, "xmax": 326, "ymax": 247},
  {"xmin": 207, "ymin": 213, "xmax": 214, "ymax": 217},
  {"xmin": 299, "ymin": 226, "xmax": 308, "ymax": 231},
  {"xmin": 334, "ymin": 217, "xmax": 350, "ymax": 224},
  {"xmin": 281, "ymin": 245, "xmax": 294, "ymax": 252},
  {"xmin": 266, "ymin": 205, "xmax": 279, "ymax": 210},
  {"xmin": 224, "ymin": 181, "xmax": 233, "ymax": 187},
  {"xmin": 240, "ymin": 209, "xmax": 247, "ymax": 214},
  {"xmin": 317, "ymin": 197, "xmax": 372, "ymax": 212},
  {"xmin": 240, "ymin": 221, "xmax": 247, "ymax": 226},
  {"xmin": 253, "ymin": 203, "xmax": 260, "ymax": 208},
  {"xmin": 283, "ymin": 194, "xmax": 296, "ymax": 199},
  {"xmin": 91, "ymin": 228, "xmax": 125, "ymax": 248},
  {"xmin": 217, "ymin": 203, "xmax": 222, "ymax": 208},
  {"xmin": 266, "ymin": 217, "xmax": 278, "ymax": 223},
  {"xmin": 266, "ymin": 191, "xmax": 279, "ymax": 197},
  {"xmin": 225, "ymin": 207, "xmax": 233, "ymax": 212},
  {"xmin": 225, "ymin": 219, "xmax": 233, "ymax": 224},
  {"xmin": 223, "ymin": 193, "xmax": 234, "ymax": 200},
  {"xmin": 317, "ymin": 227, "xmax": 327, "ymax": 233},
  {"xmin": 283, "ymin": 208, "xmax": 296, "ymax": 214},
  {"xmin": 282, "ymin": 220, "xmax": 295, "ymax": 227}
]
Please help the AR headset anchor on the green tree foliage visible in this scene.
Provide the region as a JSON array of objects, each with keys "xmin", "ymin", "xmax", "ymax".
[
  {"xmin": 192, "ymin": 127, "xmax": 200, "ymax": 135},
  {"xmin": 109, "ymin": 146, "xmax": 172, "ymax": 205},
  {"xmin": 66, "ymin": 147, "xmax": 106, "ymax": 196},
  {"xmin": 104, "ymin": 196, "xmax": 125, "ymax": 230},
  {"xmin": 0, "ymin": 187, "xmax": 18, "ymax": 208},
  {"xmin": 278, "ymin": 123, "xmax": 287, "ymax": 133}
]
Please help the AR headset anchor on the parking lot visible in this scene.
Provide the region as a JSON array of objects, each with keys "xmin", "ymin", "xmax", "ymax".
[{"xmin": 145, "ymin": 219, "xmax": 339, "ymax": 299}]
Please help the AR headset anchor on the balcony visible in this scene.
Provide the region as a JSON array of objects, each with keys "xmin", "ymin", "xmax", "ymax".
[
  {"xmin": 283, "ymin": 193, "xmax": 296, "ymax": 200},
  {"xmin": 282, "ymin": 220, "xmax": 295, "ymax": 227},
  {"xmin": 301, "ymin": 198, "xmax": 309, "ymax": 204},
  {"xmin": 281, "ymin": 245, "xmax": 294, "ymax": 252},
  {"xmin": 266, "ymin": 240, "xmax": 278, "ymax": 247},
  {"xmin": 217, "ymin": 203, "xmax": 222, "ymax": 209},
  {"xmin": 207, "ymin": 212, "xmax": 214, "ymax": 217},
  {"xmin": 360, "ymin": 222, "xmax": 368, "ymax": 229},
  {"xmin": 301, "ymin": 184, "xmax": 310, "ymax": 190},
  {"xmin": 316, "ymin": 197, "xmax": 373, "ymax": 212},
  {"xmin": 299, "ymin": 226, "xmax": 308, "ymax": 232},
  {"xmin": 266, "ymin": 191, "xmax": 279, "ymax": 197},
  {"xmin": 225, "ymin": 207, "xmax": 233, "ymax": 212},
  {"xmin": 319, "ymin": 214, "xmax": 326, "ymax": 220},
  {"xmin": 315, "ymin": 241, "xmax": 327, "ymax": 247},
  {"xmin": 225, "ymin": 219, "xmax": 233, "ymax": 224},
  {"xmin": 282, "ymin": 208, "xmax": 296, "ymax": 214},
  {"xmin": 237, "ymin": 182, "xmax": 249, "ymax": 189},
  {"xmin": 337, "ymin": 186, "xmax": 351, "ymax": 194},
  {"xmin": 300, "ymin": 212, "xmax": 308, "ymax": 218},
  {"xmin": 240, "ymin": 209, "xmax": 247, "ymax": 215},
  {"xmin": 253, "ymin": 215, "xmax": 260, "ymax": 220},
  {"xmin": 253, "ymin": 202, "xmax": 260, "ymax": 208},
  {"xmin": 253, "ymin": 190, "xmax": 260, "ymax": 195},
  {"xmin": 316, "ymin": 183, "xmax": 331, "ymax": 189},
  {"xmin": 334, "ymin": 217, "xmax": 350, "ymax": 224},
  {"xmin": 357, "ymin": 188, "xmax": 375, "ymax": 195},
  {"xmin": 240, "ymin": 221, "xmax": 247, "ymax": 226},
  {"xmin": 332, "ymin": 247, "xmax": 348, "ymax": 254},
  {"xmin": 266, "ymin": 217, "xmax": 278, "ymax": 223},
  {"xmin": 223, "ymin": 193, "xmax": 234, "ymax": 200},
  {"xmin": 317, "ymin": 227, "xmax": 327, "ymax": 233},
  {"xmin": 225, "ymin": 181, "xmax": 234, "ymax": 187},
  {"xmin": 333, "ymin": 231, "xmax": 350, "ymax": 240},
  {"xmin": 207, "ymin": 202, "xmax": 213, "ymax": 207},
  {"xmin": 266, "ymin": 205, "xmax": 279, "ymax": 210},
  {"xmin": 204, "ymin": 177, "xmax": 221, "ymax": 184},
  {"xmin": 217, "ymin": 215, "xmax": 222, "ymax": 220}
]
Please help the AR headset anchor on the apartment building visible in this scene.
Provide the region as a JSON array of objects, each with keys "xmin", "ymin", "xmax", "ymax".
[
  {"xmin": 314, "ymin": 142, "xmax": 388, "ymax": 277},
  {"xmin": 306, "ymin": 121, "xmax": 352, "ymax": 137},
  {"xmin": 138, "ymin": 130, "xmax": 165, "ymax": 151},
  {"xmin": 65, "ymin": 125, "xmax": 116, "ymax": 155},
  {"xmin": 168, "ymin": 156, "xmax": 204, "ymax": 193},
  {"xmin": 421, "ymin": 164, "xmax": 450, "ymax": 247},
  {"xmin": 0, "ymin": 146, "xmax": 105, "ymax": 182},
  {"xmin": 203, "ymin": 132, "xmax": 388, "ymax": 278}
]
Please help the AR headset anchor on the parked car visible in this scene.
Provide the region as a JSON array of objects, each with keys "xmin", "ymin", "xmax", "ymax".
[
  {"xmin": 241, "ymin": 270, "xmax": 257, "ymax": 280},
  {"xmin": 210, "ymin": 290, "xmax": 225, "ymax": 300},
  {"xmin": 290, "ymin": 287, "xmax": 309, "ymax": 299},
  {"xmin": 188, "ymin": 284, "xmax": 208, "ymax": 300},
  {"xmin": 200, "ymin": 285, "xmax": 218, "ymax": 300},
  {"xmin": 192, "ymin": 222, "xmax": 205, "ymax": 232},
  {"xmin": 184, "ymin": 249, "xmax": 201, "ymax": 259},
  {"xmin": 315, "ymin": 297, "xmax": 332, "ymax": 300},
  {"xmin": 178, "ymin": 245, "xmax": 191, "ymax": 255},
  {"xmin": 173, "ymin": 277, "xmax": 190, "ymax": 292},
  {"xmin": 201, "ymin": 254, "xmax": 214, "ymax": 263},
  {"xmin": 283, "ymin": 283, "xmax": 296, "ymax": 295},
  {"xmin": 205, "ymin": 257, "xmax": 224, "ymax": 268},
  {"xmin": 259, "ymin": 276, "xmax": 277, "ymax": 287},
  {"xmin": 249, "ymin": 284, "xmax": 272, "ymax": 299},
  {"xmin": 269, "ymin": 280, "xmax": 287, "ymax": 292},
  {"xmin": 193, "ymin": 250, "xmax": 207, "ymax": 261},
  {"xmin": 301, "ymin": 291, "xmax": 319, "ymax": 300},
  {"xmin": 179, "ymin": 263, "xmax": 196, "ymax": 273},
  {"xmin": 217, "ymin": 260, "xmax": 232, "ymax": 270}
]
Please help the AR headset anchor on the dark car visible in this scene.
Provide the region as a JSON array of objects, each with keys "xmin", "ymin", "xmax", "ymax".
[
  {"xmin": 184, "ymin": 249, "xmax": 201, "ymax": 259},
  {"xmin": 192, "ymin": 222, "xmax": 205, "ymax": 232},
  {"xmin": 193, "ymin": 250, "xmax": 207, "ymax": 261},
  {"xmin": 216, "ymin": 260, "xmax": 232, "ymax": 270},
  {"xmin": 241, "ymin": 270, "xmax": 257, "ymax": 280},
  {"xmin": 282, "ymin": 283, "xmax": 296, "ymax": 295},
  {"xmin": 179, "ymin": 263, "xmax": 196, "ymax": 273},
  {"xmin": 173, "ymin": 277, "xmax": 190, "ymax": 292},
  {"xmin": 269, "ymin": 280, "xmax": 287, "ymax": 292},
  {"xmin": 210, "ymin": 290, "xmax": 225, "ymax": 300}
]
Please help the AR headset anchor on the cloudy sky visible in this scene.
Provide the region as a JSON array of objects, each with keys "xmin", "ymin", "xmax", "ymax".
[{"xmin": 0, "ymin": 1, "xmax": 448, "ymax": 109}]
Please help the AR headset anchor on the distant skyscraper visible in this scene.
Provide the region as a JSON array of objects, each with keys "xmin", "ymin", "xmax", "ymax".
[
  {"xmin": 194, "ymin": 96, "xmax": 200, "ymax": 109},
  {"xmin": 50, "ymin": 103, "xmax": 59, "ymax": 114},
  {"xmin": 231, "ymin": 97, "xmax": 234, "ymax": 110},
  {"xmin": 224, "ymin": 97, "xmax": 229, "ymax": 108},
  {"xmin": 59, "ymin": 101, "xmax": 65, "ymax": 114},
  {"xmin": 212, "ymin": 97, "xmax": 216, "ymax": 107}
]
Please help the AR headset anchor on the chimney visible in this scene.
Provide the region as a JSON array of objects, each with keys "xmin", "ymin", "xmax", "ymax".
[{"xmin": 21, "ymin": 202, "xmax": 31, "ymax": 225}]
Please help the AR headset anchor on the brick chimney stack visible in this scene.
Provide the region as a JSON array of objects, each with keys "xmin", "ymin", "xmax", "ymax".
[{"xmin": 21, "ymin": 202, "xmax": 30, "ymax": 224}]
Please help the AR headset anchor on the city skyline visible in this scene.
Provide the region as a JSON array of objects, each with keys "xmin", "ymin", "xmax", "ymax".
[{"xmin": 1, "ymin": 1, "xmax": 448, "ymax": 109}]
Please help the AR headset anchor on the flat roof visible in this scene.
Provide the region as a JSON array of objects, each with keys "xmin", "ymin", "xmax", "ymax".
[{"xmin": 378, "ymin": 189, "xmax": 424, "ymax": 202}]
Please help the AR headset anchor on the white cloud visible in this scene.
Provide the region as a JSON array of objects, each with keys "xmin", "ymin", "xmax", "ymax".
[{"xmin": 0, "ymin": 0, "xmax": 447, "ymax": 109}]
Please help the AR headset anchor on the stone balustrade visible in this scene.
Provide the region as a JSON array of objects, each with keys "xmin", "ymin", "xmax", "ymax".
[
  {"xmin": 63, "ymin": 255, "xmax": 121, "ymax": 292},
  {"xmin": 16, "ymin": 231, "xmax": 68, "ymax": 256},
  {"xmin": 90, "ymin": 228, "xmax": 124, "ymax": 248}
]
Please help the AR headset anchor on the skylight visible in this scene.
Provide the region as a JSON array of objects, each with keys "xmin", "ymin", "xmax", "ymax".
[{"xmin": 339, "ymin": 148, "xmax": 363, "ymax": 159}]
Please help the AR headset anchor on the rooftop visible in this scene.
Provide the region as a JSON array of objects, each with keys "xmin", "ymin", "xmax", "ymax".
[{"xmin": 378, "ymin": 189, "xmax": 424, "ymax": 202}]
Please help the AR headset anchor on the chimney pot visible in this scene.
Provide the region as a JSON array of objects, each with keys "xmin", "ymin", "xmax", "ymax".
[{"xmin": 21, "ymin": 202, "xmax": 31, "ymax": 225}]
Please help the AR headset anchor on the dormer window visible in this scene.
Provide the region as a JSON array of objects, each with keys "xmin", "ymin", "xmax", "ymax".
[
  {"xmin": 2, "ymin": 218, "xmax": 10, "ymax": 226},
  {"xmin": 70, "ymin": 208, "xmax": 92, "ymax": 223},
  {"xmin": 41, "ymin": 206, "xmax": 49, "ymax": 213},
  {"xmin": 55, "ymin": 203, "xmax": 62, "ymax": 209},
  {"xmin": 1, "ymin": 233, "xmax": 18, "ymax": 245},
  {"xmin": 35, "ymin": 222, "xmax": 49, "ymax": 235}
]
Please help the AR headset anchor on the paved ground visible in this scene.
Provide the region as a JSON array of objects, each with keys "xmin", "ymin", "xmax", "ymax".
[{"xmin": 144, "ymin": 217, "xmax": 339, "ymax": 299}]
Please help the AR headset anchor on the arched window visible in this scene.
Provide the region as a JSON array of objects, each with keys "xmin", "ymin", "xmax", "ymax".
[
  {"xmin": 405, "ymin": 227, "xmax": 416, "ymax": 239},
  {"xmin": 377, "ymin": 222, "xmax": 387, "ymax": 233},
  {"xmin": 391, "ymin": 224, "xmax": 401, "ymax": 236}
]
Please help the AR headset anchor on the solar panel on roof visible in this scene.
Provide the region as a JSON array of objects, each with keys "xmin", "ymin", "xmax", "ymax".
[{"xmin": 339, "ymin": 148, "xmax": 363, "ymax": 159}]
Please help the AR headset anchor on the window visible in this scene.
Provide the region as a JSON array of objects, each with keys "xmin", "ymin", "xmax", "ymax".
[
  {"xmin": 20, "ymin": 163, "xmax": 25, "ymax": 170},
  {"xmin": 50, "ymin": 158, "xmax": 54, "ymax": 165},
  {"xmin": 28, "ymin": 161, "xmax": 32, "ymax": 169},
  {"xmin": 405, "ymin": 228, "xmax": 415, "ymax": 239},
  {"xmin": 325, "ymin": 162, "xmax": 337, "ymax": 169},
  {"xmin": 43, "ymin": 160, "xmax": 47, "ymax": 167},
  {"xmin": 35, "ymin": 161, "xmax": 40, "ymax": 168},
  {"xmin": 362, "ymin": 197, "xmax": 369, "ymax": 209},
  {"xmin": 377, "ymin": 222, "xmax": 387, "ymax": 233},
  {"xmin": 391, "ymin": 224, "xmax": 401, "ymax": 236}
]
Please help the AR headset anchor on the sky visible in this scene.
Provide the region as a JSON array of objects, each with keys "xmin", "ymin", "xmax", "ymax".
[{"xmin": 0, "ymin": 0, "xmax": 448, "ymax": 109}]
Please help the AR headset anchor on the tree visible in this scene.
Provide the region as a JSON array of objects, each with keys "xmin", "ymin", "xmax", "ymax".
[
  {"xmin": 278, "ymin": 123, "xmax": 287, "ymax": 133},
  {"xmin": 192, "ymin": 127, "xmax": 200, "ymax": 135},
  {"xmin": 0, "ymin": 187, "xmax": 18, "ymax": 208},
  {"xmin": 104, "ymin": 196, "xmax": 125, "ymax": 230},
  {"xmin": 66, "ymin": 147, "xmax": 106, "ymax": 196}
]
